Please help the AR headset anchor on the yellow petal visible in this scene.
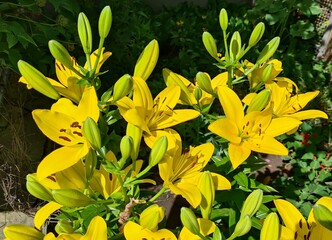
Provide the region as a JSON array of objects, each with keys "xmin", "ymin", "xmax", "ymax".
[
  {"xmin": 211, "ymin": 72, "xmax": 228, "ymax": 90},
  {"xmin": 34, "ymin": 201, "xmax": 62, "ymax": 230},
  {"xmin": 216, "ymin": 86, "xmax": 244, "ymax": 127},
  {"xmin": 170, "ymin": 181, "xmax": 202, "ymax": 208},
  {"xmin": 3, "ymin": 224, "xmax": 44, "ymax": 240},
  {"xmin": 265, "ymin": 117, "xmax": 302, "ymax": 137},
  {"xmin": 150, "ymin": 229, "xmax": 177, "ymax": 240},
  {"xmin": 77, "ymin": 86, "xmax": 99, "ymax": 122},
  {"xmin": 310, "ymin": 224, "xmax": 332, "ymax": 240},
  {"xmin": 308, "ymin": 197, "xmax": 332, "ymax": 224},
  {"xmin": 288, "ymin": 91, "xmax": 319, "ymax": 111},
  {"xmin": 280, "ymin": 225, "xmax": 295, "ymax": 240},
  {"xmin": 144, "ymin": 129, "xmax": 182, "ymax": 152},
  {"xmin": 81, "ymin": 216, "xmax": 107, "ymax": 240},
  {"xmin": 37, "ymin": 144, "xmax": 89, "ymax": 179},
  {"xmin": 210, "ymin": 172, "xmax": 231, "ymax": 190},
  {"xmin": 208, "ymin": 118, "xmax": 241, "ymax": 144},
  {"xmin": 123, "ymin": 221, "xmax": 149, "ymax": 240},
  {"xmin": 133, "ymin": 76, "xmax": 154, "ymax": 111},
  {"xmin": 242, "ymin": 93, "xmax": 257, "ymax": 106},
  {"xmin": 228, "ymin": 143, "xmax": 251, "ymax": 169},
  {"xmin": 289, "ymin": 110, "xmax": 328, "ymax": 120},
  {"xmin": 154, "ymin": 84, "xmax": 181, "ymax": 110},
  {"xmin": 246, "ymin": 136, "xmax": 288, "ymax": 156},
  {"xmin": 55, "ymin": 160, "xmax": 86, "ymax": 190},
  {"xmin": 121, "ymin": 108, "xmax": 150, "ymax": 134},
  {"xmin": 197, "ymin": 218, "xmax": 216, "ymax": 236},
  {"xmin": 274, "ymin": 199, "xmax": 306, "ymax": 232}
]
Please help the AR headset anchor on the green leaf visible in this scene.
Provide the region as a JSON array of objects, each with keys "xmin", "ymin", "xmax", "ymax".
[
  {"xmin": 301, "ymin": 152, "xmax": 314, "ymax": 160},
  {"xmin": 48, "ymin": 0, "xmax": 80, "ymax": 15},
  {"xmin": 6, "ymin": 33, "xmax": 18, "ymax": 48},
  {"xmin": 290, "ymin": 20, "xmax": 315, "ymax": 40},
  {"xmin": 234, "ymin": 172, "xmax": 249, "ymax": 189}
]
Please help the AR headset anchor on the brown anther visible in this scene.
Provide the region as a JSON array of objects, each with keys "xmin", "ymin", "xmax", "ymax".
[
  {"xmin": 59, "ymin": 136, "xmax": 71, "ymax": 142},
  {"xmin": 55, "ymin": 62, "xmax": 61, "ymax": 70},
  {"xmin": 71, "ymin": 121, "xmax": 82, "ymax": 129},
  {"xmin": 59, "ymin": 129, "xmax": 66, "ymax": 132},
  {"xmin": 246, "ymin": 121, "xmax": 250, "ymax": 126},
  {"xmin": 73, "ymin": 131, "xmax": 83, "ymax": 137},
  {"xmin": 60, "ymin": 63, "xmax": 66, "ymax": 71},
  {"xmin": 299, "ymin": 219, "xmax": 303, "ymax": 229},
  {"xmin": 294, "ymin": 231, "xmax": 298, "ymax": 239}
]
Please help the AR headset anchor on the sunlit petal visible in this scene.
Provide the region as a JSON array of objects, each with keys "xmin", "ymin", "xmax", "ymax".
[
  {"xmin": 246, "ymin": 136, "xmax": 288, "ymax": 156},
  {"xmin": 208, "ymin": 118, "xmax": 241, "ymax": 144},
  {"xmin": 210, "ymin": 173, "xmax": 231, "ymax": 190},
  {"xmin": 265, "ymin": 117, "xmax": 302, "ymax": 137},
  {"xmin": 228, "ymin": 143, "xmax": 251, "ymax": 169},
  {"xmin": 290, "ymin": 110, "xmax": 328, "ymax": 120},
  {"xmin": 81, "ymin": 216, "xmax": 107, "ymax": 240},
  {"xmin": 133, "ymin": 76, "xmax": 154, "ymax": 110},
  {"xmin": 34, "ymin": 202, "xmax": 62, "ymax": 230},
  {"xmin": 170, "ymin": 181, "xmax": 202, "ymax": 208}
]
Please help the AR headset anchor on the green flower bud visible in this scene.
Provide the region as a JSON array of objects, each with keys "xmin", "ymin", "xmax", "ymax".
[
  {"xmin": 78, "ymin": 12, "xmax": 92, "ymax": 54},
  {"xmin": 140, "ymin": 204, "xmax": 165, "ymax": 231},
  {"xmin": 261, "ymin": 64, "xmax": 274, "ymax": 83},
  {"xmin": 134, "ymin": 39, "xmax": 159, "ymax": 81},
  {"xmin": 202, "ymin": 32, "xmax": 218, "ymax": 59},
  {"xmin": 55, "ymin": 219, "xmax": 75, "ymax": 234},
  {"xmin": 52, "ymin": 189, "xmax": 92, "ymax": 207},
  {"xmin": 26, "ymin": 174, "xmax": 54, "ymax": 202},
  {"xmin": 98, "ymin": 6, "xmax": 112, "ymax": 39},
  {"xmin": 260, "ymin": 212, "xmax": 279, "ymax": 240},
  {"xmin": 196, "ymin": 72, "xmax": 214, "ymax": 95},
  {"xmin": 313, "ymin": 204, "xmax": 332, "ymax": 231},
  {"xmin": 85, "ymin": 149, "xmax": 97, "ymax": 183},
  {"xmin": 82, "ymin": 117, "xmax": 101, "ymax": 150},
  {"xmin": 17, "ymin": 60, "xmax": 60, "ymax": 100},
  {"xmin": 232, "ymin": 215, "xmax": 252, "ymax": 238},
  {"xmin": 48, "ymin": 40, "xmax": 73, "ymax": 70},
  {"xmin": 113, "ymin": 74, "xmax": 133, "ymax": 102},
  {"xmin": 246, "ymin": 89, "xmax": 271, "ymax": 113},
  {"xmin": 219, "ymin": 8, "xmax": 228, "ymax": 32},
  {"xmin": 193, "ymin": 86, "xmax": 202, "ymax": 102},
  {"xmin": 249, "ymin": 22, "xmax": 265, "ymax": 47},
  {"xmin": 256, "ymin": 37, "xmax": 280, "ymax": 65},
  {"xmin": 198, "ymin": 171, "xmax": 215, "ymax": 219},
  {"xmin": 180, "ymin": 207, "xmax": 200, "ymax": 235},
  {"xmin": 149, "ymin": 136, "xmax": 168, "ymax": 167},
  {"xmin": 4, "ymin": 224, "xmax": 44, "ymax": 240},
  {"xmin": 230, "ymin": 31, "xmax": 242, "ymax": 61},
  {"xmin": 120, "ymin": 135, "xmax": 133, "ymax": 161},
  {"xmin": 240, "ymin": 189, "xmax": 263, "ymax": 219},
  {"xmin": 126, "ymin": 123, "xmax": 142, "ymax": 161}
]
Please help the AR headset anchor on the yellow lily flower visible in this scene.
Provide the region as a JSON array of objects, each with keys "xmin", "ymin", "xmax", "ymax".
[
  {"xmin": 32, "ymin": 86, "xmax": 99, "ymax": 179},
  {"xmin": 208, "ymin": 86, "xmax": 302, "ymax": 169},
  {"xmin": 19, "ymin": 48, "xmax": 111, "ymax": 103},
  {"xmin": 123, "ymin": 221, "xmax": 177, "ymax": 240},
  {"xmin": 179, "ymin": 218, "xmax": 216, "ymax": 240},
  {"xmin": 274, "ymin": 197, "xmax": 332, "ymax": 240},
  {"xmin": 116, "ymin": 76, "xmax": 200, "ymax": 146},
  {"xmin": 158, "ymin": 140, "xmax": 231, "ymax": 208}
]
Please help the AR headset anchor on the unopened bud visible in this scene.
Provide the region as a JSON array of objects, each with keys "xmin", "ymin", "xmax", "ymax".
[
  {"xmin": 120, "ymin": 135, "xmax": 133, "ymax": 161},
  {"xmin": 55, "ymin": 220, "xmax": 75, "ymax": 234},
  {"xmin": 140, "ymin": 204, "xmax": 165, "ymax": 231},
  {"xmin": 4, "ymin": 224, "xmax": 44, "ymax": 240},
  {"xmin": 113, "ymin": 74, "xmax": 133, "ymax": 102},
  {"xmin": 98, "ymin": 6, "xmax": 112, "ymax": 39},
  {"xmin": 17, "ymin": 60, "xmax": 60, "ymax": 100},
  {"xmin": 256, "ymin": 37, "xmax": 280, "ymax": 65},
  {"xmin": 230, "ymin": 31, "xmax": 242, "ymax": 61},
  {"xmin": 240, "ymin": 189, "xmax": 263, "ymax": 219},
  {"xmin": 134, "ymin": 39, "xmax": 159, "ymax": 81},
  {"xmin": 78, "ymin": 12, "xmax": 92, "ymax": 54},
  {"xmin": 193, "ymin": 86, "xmax": 202, "ymax": 102},
  {"xmin": 198, "ymin": 171, "xmax": 215, "ymax": 219},
  {"xmin": 202, "ymin": 32, "xmax": 218, "ymax": 59},
  {"xmin": 313, "ymin": 204, "xmax": 332, "ymax": 231},
  {"xmin": 180, "ymin": 207, "xmax": 200, "ymax": 235},
  {"xmin": 149, "ymin": 136, "xmax": 168, "ymax": 167},
  {"xmin": 52, "ymin": 189, "xmax": 92, "ymax": 207},
  {"xmin": 246, "ymin": 89, "xmax": 271, "ymax": 113},
  {"xmin": 260, "ymin": 212, "xmax": 279, "ymax": 240},
  {"xmin": 219, "ymin": 8, "xmax": 228, "ymax": 32},
  {"xmin": 48, "ymin": 40, "xmax": 73, "ymax": 70},
  {"xmin": 249, "ymin": 22, "xmax": 265, "ymax": 47},
  {"xmin": 26, "ymin": 174, "xmax": 53, "ymax": 202},
  {"xmin": 232, "ymin": 215, "xmax": 252, "ymax": 238},
  {"xmin": 85, "ymin": 150, "xmax": 97, "ymax": 182},
  {"xmin": 126, "ymin": 123, "xmax": 142, "ymax": 161},
  {"xmin": 261, "ymin": 64, "xmax": 273, "ymax": 83},
  {"xmin": 196, "ymin": 72, "xmax": 214, "ymax": 94},
  {"xmin": 82, "ymin": 117, "xmax": 101, "ymax": 150}
]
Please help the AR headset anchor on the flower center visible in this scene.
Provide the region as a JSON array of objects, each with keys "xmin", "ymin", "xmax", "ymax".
[
  {"xmin": 58, "ymin": 121, "xmax": 83, "ymax": 142},
  {"xmin": 294, "ymin": 219, "xmax": 311, "ymax": 240}
]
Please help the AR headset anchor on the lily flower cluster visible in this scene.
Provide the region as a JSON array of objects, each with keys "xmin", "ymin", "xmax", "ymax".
[{"xmin": 3, "ymin": 6, "xmax": 331, "ymax": 240}]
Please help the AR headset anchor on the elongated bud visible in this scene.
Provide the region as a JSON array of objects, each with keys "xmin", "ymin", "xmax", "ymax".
[
  {"xmin": 55, "ymin": 219, "xmax": 75, "ymax": 234},
  {"xmin": 313, "ymin": 204, "xmax": 332, "ymax": 231},
  {"xmin": 17, "ymin": 60, "xmax": 60, "ymax": 100},
  {"xmin": 82, "ymin": 117, "xmax": 101, "ymax": 150},
  {"xmin": 261, "ymin": 64, "xmax": 274, "ymax": 84},
  {"xmin": 4, "ymin": 224, "xmax": 44, "ymax": 240},
  {"xmin": 196, "ymin": 72, "xmax": 214, "ymax": 95},
  {"xmin": 198, "ymin": 171, "xmax": 215, "ymax": 219},
  {"xmin": 232, "ymin": 215, "xmax": 252, "ymax": 238},
  {"xmin": 149, "ymin": 136, "xmax": 168, "ymax": 167},
  {"xmin": 48, "ymin": 40, "xmax": 73, "ymax": 70},
  {"xmin": 256, "ymin": 37, "xmax": 280, "ymax": 65},
  {"xmin": 193, "ymin": 86, "xmax": 202, "ymax": 102},
  {"xmin": 240, "ymin": 189, "xmax": 263, "ymax": 219},
  {"xmin": 140, "ymin": 204, "xmax": 165, "ymax": 231},
  {"xmin": 78, "ymin": 12, "xmax": 92, "ymax": 54},
  {"xmin": 246, "ymin": 89, "xmax": 271, "ymax": 113},
  {"xmin": 230, "ymin": 31, "xmax": 242, "ymax": 61},
  {"xmin": 85, "ymin": 150, "xmax": 97, "ymax": 182},
  {"xmin": 180, "ymin": 207, "xmax": 200, "ymax": 235},
  {"xmin": 134, "ymin": 39, "xmax": 159, "ymax": 81},
  {"xmin": 52, "ymin": 189, "xmax": 92, "ymax": 207},
  {"xmin": 249, "ymin": 22, "xmax": 265, "ymax": 47},
  {"xmin": 212, "ymin": 227, "xmax": 222, "ymax": 240},
  {"xmin": 26, "ymin": 174, "xmax": 54, "ymax": 202},
  {"xmin": 98, "ymin": 6, "xmax": 112, "ymax": 39},
  {"xmin": 202, "ymin": 32, "xmax": 218, "ymax": 59},
  {"xmin": 120, "ymin": 135, "xmax": 133, "ymax": 161},
  {"xmin": 260, "ymin": 212, "xmax": 279, "ymax": 240},
  {"xmin": 219, "ymin": 8, "xmax": 228, "ymax": 31},
  {"xmin": 113, "ymin": 74, "xmax": 133, "ymax": 102}
]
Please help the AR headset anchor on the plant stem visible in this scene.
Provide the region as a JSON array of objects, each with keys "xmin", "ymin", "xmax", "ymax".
[{"xmin": 149, "ymin": 186, "xmax": 167, "ymax": 202}]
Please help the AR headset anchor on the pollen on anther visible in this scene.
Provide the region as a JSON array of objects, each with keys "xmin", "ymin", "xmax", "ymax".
[
  {"xmin": 59, "ymin": 136, "xmax": 71, "ymax": 142},
  {"xmin": 73, "ymin": 131, "xmax": 83, "ymax": 137}
]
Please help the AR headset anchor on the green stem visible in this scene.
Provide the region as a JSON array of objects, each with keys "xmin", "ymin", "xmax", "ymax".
[
  {"xmin": 90, "ymin": 38, "xmax": 105, "ymax": 78},
  {"xmin": 227, "ymin": 66, "xmax": 233, "ymax": 88},
  {"xmin": 86, "ymin": 53, "xmax": 92, "ymax": 71},
  {"xmin": 148, "ymin": 186, "xmax": 167, "ymax": 202},
  {"xmin": 4, "ymin": 15, "xmax": 56, "ymax": 26},
  {"xmin": 222, "ymin": 30, "xmax": 230, "ymax": 62}
]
